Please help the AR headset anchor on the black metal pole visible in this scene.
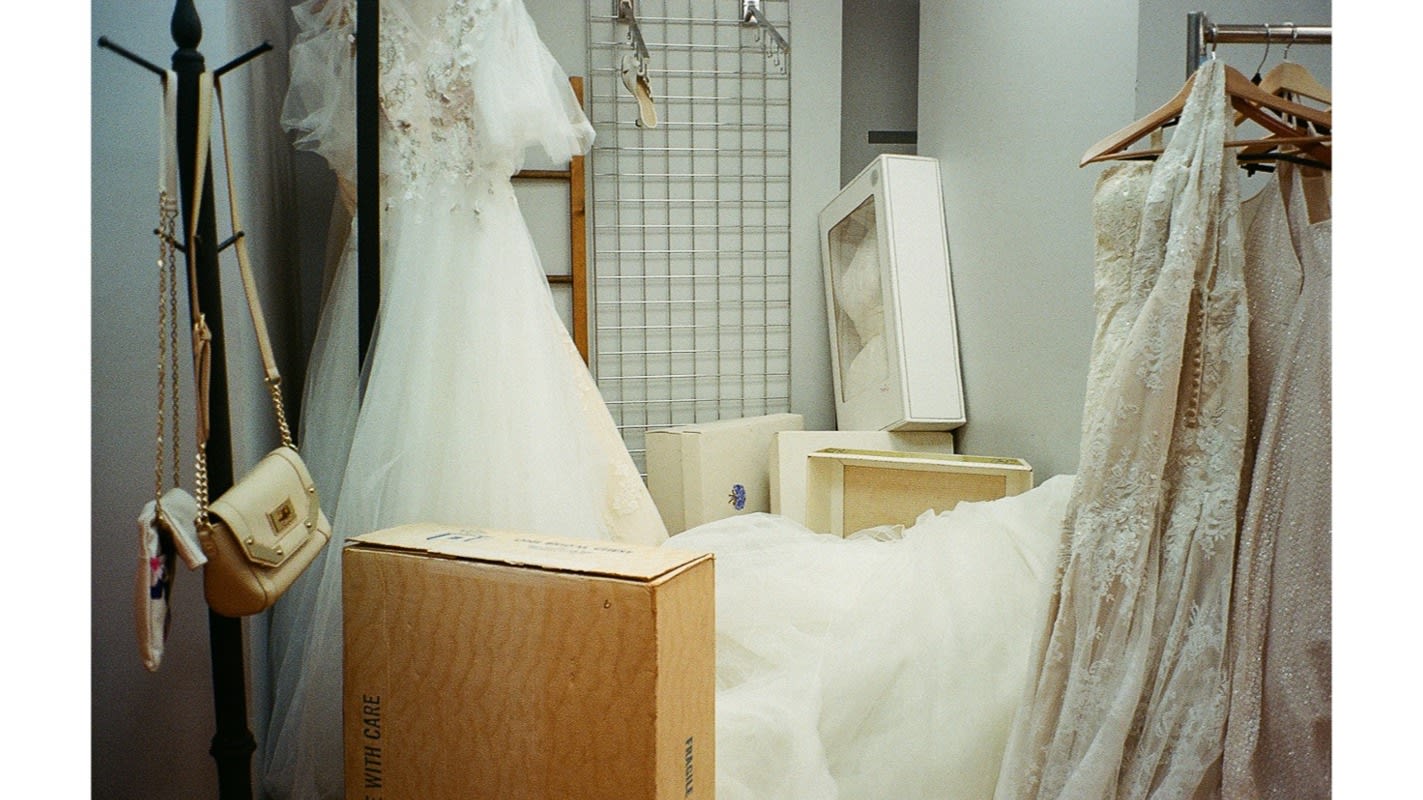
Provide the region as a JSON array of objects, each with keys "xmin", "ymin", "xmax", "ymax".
[
  {"xmin": 170, "ymin": 1, "xmax": 255, "ymax": 797},
  {"xmin": 357, "ymin": 0, "xmax": 380, "ymax": 364}
]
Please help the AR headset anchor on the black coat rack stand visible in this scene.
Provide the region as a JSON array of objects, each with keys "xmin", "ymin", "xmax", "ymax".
[
  {"xmin": 357, "ymin": 0, "xmax": 380, "ymax": 362},
  {"xmin": 99, "ymin": 1, "xmax": 271, "ymax": 797}
]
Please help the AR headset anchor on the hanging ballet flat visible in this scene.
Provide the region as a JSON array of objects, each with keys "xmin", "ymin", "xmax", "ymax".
[{"xmin": 621, "ymin": 53, "xmax": 658, "ymax": 129}]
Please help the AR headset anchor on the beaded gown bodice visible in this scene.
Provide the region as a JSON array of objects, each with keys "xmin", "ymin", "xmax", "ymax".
[{"xmin": 377, "ymin": 0, "xmax": 592, "ymax": 203}]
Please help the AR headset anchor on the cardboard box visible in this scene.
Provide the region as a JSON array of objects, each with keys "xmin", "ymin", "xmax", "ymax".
[
  {"xmin": 343, "ymin": 524, "xmax": 715, "ymax": 799},
  {"xmin": 819, "ymin": 155, "xmax": 967, "ymax": 432},
  {"xmin": 646, "ymin": 413, "xmax": 804, "ymax": 534},
  {"xmin": 769, "ymin": 430, "xmax": 956, "ymax": 523},
  {"xmin": 804, "ymin": 449, "xmax": 1033, "ymax": 537}
]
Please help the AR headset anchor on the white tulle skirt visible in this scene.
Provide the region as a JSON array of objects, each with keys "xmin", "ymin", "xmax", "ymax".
[
  {"xmin": 670, "ymin": 476, "xmax": 1073, "ymax": 799},
  {"xmin": 263, "ymin": 176, "xmax": 666, "ymax": 799},
  {"xmin": 335, "ymin": 178, "xmax": 664, "ymax": 543}
]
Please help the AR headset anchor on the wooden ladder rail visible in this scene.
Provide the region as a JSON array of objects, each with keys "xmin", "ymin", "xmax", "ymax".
[{"xmin": 513, "ymin": 76, "xmax": 590, "ymax": 364}]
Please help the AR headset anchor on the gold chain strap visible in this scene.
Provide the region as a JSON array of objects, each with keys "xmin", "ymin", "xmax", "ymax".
[
  {"xmin": 153, "ymin": 193, "xmax": 170, "ymax": 503},
  {"xmin": 194, "ymin": 442, "xmax": 210, "ymax": 529},
  {"xmin": 266, "ymin": 378, "xmax": 295, "ymax": 450},
  {"xmin": 165, "ymin": 198, "xmax": 182, "ymax": 488},
  {"xmin": 154, "ymin": 190, "xmax": 182, "ymax": 503},
  {"xmin": 167, "ymin": 206, "xmax": 182, "ymax": 489}
]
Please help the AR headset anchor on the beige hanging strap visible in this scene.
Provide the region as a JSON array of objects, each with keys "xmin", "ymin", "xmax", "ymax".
[
  {"xmin": 177, "ymin": 72, "xmax": 215, "ymax": 448},
  {"xmin": 212, "ymin": 75, "xmax": 295, "ymax": 450},
  {"xmin": 183, "ymin": 73, "xmax": 213, "ymax": 312}
]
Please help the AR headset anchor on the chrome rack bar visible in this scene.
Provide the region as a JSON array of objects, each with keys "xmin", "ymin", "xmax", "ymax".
[{"xmin": 1187, "ymin": 12, "xmax": 1331, "ymax": 77}]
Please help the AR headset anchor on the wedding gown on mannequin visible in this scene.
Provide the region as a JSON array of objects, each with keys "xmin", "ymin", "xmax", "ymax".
[
  {"xmin": 263, "ymin": 1, "xmax": 666, "ymax": 796},
  {"xmin": 995, "ymin": 60, "xmax": 1249, "ymax": 798}
]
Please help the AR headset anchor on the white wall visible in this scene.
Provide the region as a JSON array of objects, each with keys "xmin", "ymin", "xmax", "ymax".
[{"xmin": 917, "ymin": 0, "xmax": 1139, "ymax": 480}]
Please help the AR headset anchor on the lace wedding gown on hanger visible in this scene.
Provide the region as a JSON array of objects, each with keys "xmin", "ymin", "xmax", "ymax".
[
  {"xmin": 264, "ymin": 1, "xmax": 667, "ymax": 796},
  {"xmin": 1223, "ymin": 164, "xmax": 1331, "ymax": 798},
  {"xmin": 995, "ymin": 59, "xmax": 1249, "ymax": 798}
]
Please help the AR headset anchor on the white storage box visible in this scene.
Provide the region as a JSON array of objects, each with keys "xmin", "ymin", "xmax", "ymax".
[
  {"xmin": 769, "ymin": 430, "xmax": 956, "ymax": 524},
  {"xmin": 804, "ymin": 449, "xmax": 1033, "ymax": 537},
  {"xmin": 646, "ymin": 413, "xmax": 804, "ymax": 534},
  {"xmin": 819, "ymin": 154, "xmax": 966, "ymax": 431}
]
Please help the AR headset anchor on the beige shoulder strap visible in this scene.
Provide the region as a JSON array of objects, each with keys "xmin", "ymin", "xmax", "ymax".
[
  {"xmin": 212, "ymin": 75, "xmax": 296, "ymax": 449},
  {"xmin": 179, "ymin": 72, "xmax": 214, "ymax": 447}
]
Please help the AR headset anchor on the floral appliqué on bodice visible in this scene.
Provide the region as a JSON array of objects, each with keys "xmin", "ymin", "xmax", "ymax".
[{"xmin": 379, "ymin": 0, "xmax": 513, "ymax": 201}]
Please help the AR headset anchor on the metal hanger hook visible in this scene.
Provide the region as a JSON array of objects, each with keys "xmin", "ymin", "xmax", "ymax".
[
  {"xmin": 1283, "ymin": 23, "xmax": 1299, "ymax": 62},
  {"xmin": 1253, "ymin": 24, "xmax": 1272, "ymax": 79}
]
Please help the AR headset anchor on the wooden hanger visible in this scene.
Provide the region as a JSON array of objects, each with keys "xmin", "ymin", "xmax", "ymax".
[
  {"xmin": 1233, "ymin": 60, "xmax": 1331, "ymax": 124},
  {"xmin": 1081, "ymin": 62, "xmax": 1330, "ymax": 167},
  {"xmin": 1234, "ymin": 60, "xmax": 1331, "ymax": 164},
  {"xmin": 1078, "ymin": 72, "xmax": 1196, "ymax": 167},
  {"xmin": 1258, "ymin": 60, "xmax": 1331, "ymax": 105},
  {"xmin": 1260, "ymin": 23, "xmax": 1332, "ymax": 106}
]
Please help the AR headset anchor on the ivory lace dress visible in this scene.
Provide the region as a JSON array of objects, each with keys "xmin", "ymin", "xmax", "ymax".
[
  {"xmin": 995, "ymin": 60, "xmax": 1250, "ymax": 799},
  {"xmin": 1223, "ymin": 164, "xmax": 1332, "ymax": 799},
  {"xmin": 262, "ymin": 1, "xmax": 667, "ymax": 796}
]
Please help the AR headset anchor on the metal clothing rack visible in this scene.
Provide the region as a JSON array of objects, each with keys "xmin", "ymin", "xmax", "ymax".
[
  {"xmin": 1187, "ymin": 12, "xmax": 1331, "ymax": 78},
  {"xmin": 97, "ymin": 1, "xmax": 270, "ymax": 797}
]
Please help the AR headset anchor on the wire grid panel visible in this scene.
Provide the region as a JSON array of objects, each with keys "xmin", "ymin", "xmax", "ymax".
[{"xmin": 587, "ymin": 0, "xmax": 793, "ymax": 471}]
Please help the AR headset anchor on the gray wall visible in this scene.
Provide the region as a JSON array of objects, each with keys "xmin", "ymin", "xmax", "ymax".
[
  {"xmin": 916, "ymin": 0, "xmax": 1330, "ymax": 481},
  {"xmin": 917, "ymin": 0, "xmax": 1139, "ymax": 480},
  {"xmin": 789, "ymin": 0, "xmax": 844, "ymax": 431},
  {"xmin": 840, "ymin": 0, "xmax": 920, "ymax": 183}
]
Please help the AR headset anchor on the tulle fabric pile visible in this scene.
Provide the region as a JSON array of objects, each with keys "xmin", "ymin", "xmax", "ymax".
[{"xmin": 670, "ymin": 476, "xmax": 1073, "ymax": 799}]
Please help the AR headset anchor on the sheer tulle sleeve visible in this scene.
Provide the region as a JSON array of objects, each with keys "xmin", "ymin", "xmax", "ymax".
[
  {"xmin": 282, "ymin": 0, "xmax": 357, "ymax": 191},
  {"xmin": 467, "ymin": 0, "xmax": 595, "ymax": 168}
]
